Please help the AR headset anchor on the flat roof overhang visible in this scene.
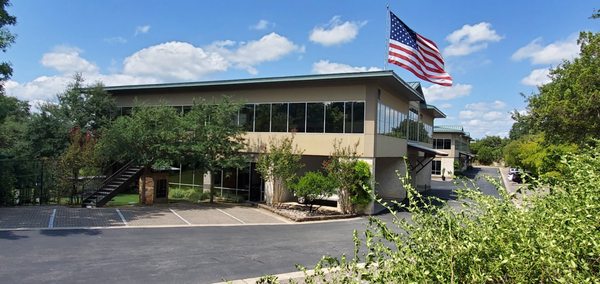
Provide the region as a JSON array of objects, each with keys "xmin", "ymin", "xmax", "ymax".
[
  {"xmin": 104, "ymin": 70, "xmax": 425, "ymax": 102},
  {"xmin": 407, "ymin": 141, "xmax": 449, "ymax": 157}
]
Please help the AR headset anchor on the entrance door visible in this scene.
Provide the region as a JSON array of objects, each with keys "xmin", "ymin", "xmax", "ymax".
[{"xmin": 249, "ymin": 163, "xmax": 264, "ymax": 202}]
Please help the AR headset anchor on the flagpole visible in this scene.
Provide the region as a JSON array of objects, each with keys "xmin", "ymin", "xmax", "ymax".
[{"xmin": 384, "ymin": 4, "xmax": 390, "ymax": 70}]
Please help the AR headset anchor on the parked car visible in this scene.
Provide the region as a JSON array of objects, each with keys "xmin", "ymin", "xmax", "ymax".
[{"xmin": 508, "ymin": 168, "xmax": 522, "ymax": 183}]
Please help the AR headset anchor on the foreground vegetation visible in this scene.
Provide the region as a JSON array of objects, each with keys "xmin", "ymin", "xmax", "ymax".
[{"xmin": 289, "ymin": 147, "xmax": 599, "ymax": 283}]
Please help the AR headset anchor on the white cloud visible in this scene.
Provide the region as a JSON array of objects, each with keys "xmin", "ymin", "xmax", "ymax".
[
  {"xmin": 521, "ymin": 68, "xmax": 551, "ymax": 86},
  {"xmin": 465, "ymin": 100, "xmax": 506, "ymax": 111},
  {"xmin": 123, "ymin": 41, "xmax": 229, "ymax": 81},
  {"xmin": 456, "ymin": 100, "xmax": 513, "ymax": 138},
  {"xmin": 40, "ymin": 46, "xmax": 99, "ymax": 74},
  {"xmin": 440, "ymin": 103, "xmax": 452, "ymax": 109},
  {"xmin": 312, "ymin": 60, "xmax": 381, "ymax": 74},
  {"xmin": 444, "ymin": 22, "xmax": 503, "ymax": 57},
  {"xmin": 511, "ymin": 36, "xmax": 578, "ymax": 65},
  {"xmin": 7, "ymin": 33, "xmax": 303, "ymax": 105},
  {"xmin": 250, "ymin": 19, "xmax": 274, "ymax": 30},
  {"xmin": 208, "ymin": 33, "xmax": 303, "ymax": 75},
  {"xmin": 309, "ymin": 16, "xmax": 366, "ymax": 46},
  {"xmin": 135, "ymin": 25, "xmax": 151, "ymax": 35},
  {"xmin": 423, "ymin": 83, "xmax": 472, "ymax": 102}
]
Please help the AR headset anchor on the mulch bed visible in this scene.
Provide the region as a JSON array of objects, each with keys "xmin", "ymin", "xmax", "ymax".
[{"xmin": 256, "ymin": 203, "xmax": 358, "ymax": 222}]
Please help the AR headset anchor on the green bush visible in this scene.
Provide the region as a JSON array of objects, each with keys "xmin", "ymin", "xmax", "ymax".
[
  {"xmin": 299, "ymin": 147, "xmax": 600, "ymax": 283},
  {"xmin": 291, "ymin": 171, "xmax": 336, "ymax": 213},
  {"xmin": 350, "ymin": 161, "xmax": 372, "ymax": 209},
  {"xmin": 169, "ymin": 187, "xmax": 208, "ymax": 203}
]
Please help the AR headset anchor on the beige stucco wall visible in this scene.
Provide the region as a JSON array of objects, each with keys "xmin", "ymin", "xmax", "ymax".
[
  {"xmin": 375, "ymin": 135, "xmax": 407, "ymax": 157},
  {"xmin": 375, "ymin": 157, "xmax": 407, "ymax": 200},
  {"xmin": 244, "ymin": 132, "xmax": 368, "ymax": 157},
  {"xmin": 114, "ymin": 85, "xmax": 366, "ymax": 106}
]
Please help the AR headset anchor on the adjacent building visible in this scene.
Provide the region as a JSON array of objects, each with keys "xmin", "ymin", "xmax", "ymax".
[
  {"xmin": 105, "ymin": 71, "xmax": 447, "ymax": 213},
  {"xmin": 431, "ymin": 125, "xmax": 473, "ymax": 179}
]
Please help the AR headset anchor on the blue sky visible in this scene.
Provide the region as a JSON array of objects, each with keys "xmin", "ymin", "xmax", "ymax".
[{"xmin": 4, "ymin": 1, "xmax": 598, "ymax": 138}]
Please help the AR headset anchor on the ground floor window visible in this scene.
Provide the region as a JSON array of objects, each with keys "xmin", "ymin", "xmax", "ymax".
[
  {"xmin": 212, "ymin": 162, "xmax": 264, "ymax": 202},
  {"xmin": 432, "ymin": 160, "xmax": 441, "ymax": 175}
]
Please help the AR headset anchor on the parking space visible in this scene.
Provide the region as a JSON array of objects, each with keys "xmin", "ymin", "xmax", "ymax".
[{"xmin": 0, "ymin": 203, "xmax": 288, "ymax": 230}]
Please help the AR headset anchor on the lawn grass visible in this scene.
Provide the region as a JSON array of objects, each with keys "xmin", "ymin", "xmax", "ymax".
[{"xmin": 106, "ymin": 193, "xmax": 139, "ymax": 206}]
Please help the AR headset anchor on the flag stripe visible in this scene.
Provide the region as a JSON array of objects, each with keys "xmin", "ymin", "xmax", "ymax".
[
  {"xmin": 388, "ymin": 11, "xmax": 452, "ymax": 86},
  {"xmin": 389, "ymin": 41, "xmax": 444, "ymax": 73}
]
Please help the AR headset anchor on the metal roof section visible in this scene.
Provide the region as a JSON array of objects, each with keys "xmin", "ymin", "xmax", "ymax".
[
  {"xmin": 104, "ymin": 70, "xmax": 427, "ymax": 102},
  {"xmin": 424, "ymin": 104, "xmax": 446, "ymax": 118},
  {"xmin": 434, "ymin": 125, "xmax": 472, "ymax": 139},
  {"xmin": 407, "ymin": 141, "xmax": 449, "ymax": 157}
]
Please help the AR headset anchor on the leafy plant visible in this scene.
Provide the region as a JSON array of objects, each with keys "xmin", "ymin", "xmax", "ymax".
[
  {"xmin": 291, "ymin": 171, "xmax": 336, "ymax": 213},
  {"xmin": 300, "ymin": 146, "xmax": 600, "ymax": 283},
  {"xmin": 256, "ymin": 135, "xmax": 304, "ymax": 204}
]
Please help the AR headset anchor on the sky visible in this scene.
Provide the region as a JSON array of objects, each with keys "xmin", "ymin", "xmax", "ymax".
[{"xmin": 3, "ymin": 1, "xmax": 598, "ymax": 139}]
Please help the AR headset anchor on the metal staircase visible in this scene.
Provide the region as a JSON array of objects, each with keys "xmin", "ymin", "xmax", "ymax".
[{"xmin": 82, "ymin": 162, "xmax": 143, "ymax": 208}]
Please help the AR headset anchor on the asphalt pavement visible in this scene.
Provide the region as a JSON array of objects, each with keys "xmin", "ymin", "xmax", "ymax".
[{"xmin": 0, "ymin": 167, "xmax": 501, "ymax": 284}]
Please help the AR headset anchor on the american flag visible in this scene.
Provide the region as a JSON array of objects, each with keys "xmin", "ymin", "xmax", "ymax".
[{"xmin": 388, "ymin": 11, "xmax": 452, "ymax": 86}]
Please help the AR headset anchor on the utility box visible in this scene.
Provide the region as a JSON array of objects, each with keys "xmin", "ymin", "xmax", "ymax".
[{"xmin": 139, "ymin": 171, "xmax": 169, "ymax": 205}]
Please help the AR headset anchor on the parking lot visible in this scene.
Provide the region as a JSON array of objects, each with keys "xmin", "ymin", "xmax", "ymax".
[{"xmin": 0, "ymin": 203, "xmax": 289, "ymax": 230}]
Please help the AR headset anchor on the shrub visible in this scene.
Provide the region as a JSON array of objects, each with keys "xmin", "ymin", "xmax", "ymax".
[
  {"xmin": 168, "ymin": 187, "xmax": 208, "ymax": 203},
  {"xmin": 299, "ymin": 147, "xmax": 600, "ymax": 283},
  {"xmin": 291, "ymin": 171, "xmax": 336, "ymax": 213},
  {"xmin": 350, "ymin": 161, "xmax": 372, "ymax": 210}
]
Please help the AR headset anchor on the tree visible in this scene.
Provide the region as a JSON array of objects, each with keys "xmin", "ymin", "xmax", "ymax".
[
  {"xmin": 526, "ymin": 31, "xmax": 599, "ymax": 145},
  {"xmin": 290, "ymin": 171, "xmax": 336, "ymax": 213},
  {"xmin": 96, "ymin": 104, "xmax": 182, "ymax": 203},
  {"xmin": 0, "ymin": 0, "xmax": 16, "ymax": 88},
  {"xmin": 256, "ymin": 135, "xmax": 304, "ymax": 205},
  {"xmin": 324, "ymin": 140, "xmax": 373, "ymax": 214},
  {"xmin": 182, "ymin": 98, "xmax": 247, "ymax": 203},
  {"xmin": 470, "ymin": 136, "xmax": 507, "ymax": 165},
  {"xmin": 26, "ymin": 75, "xmax": 116, "ymax": 159}
]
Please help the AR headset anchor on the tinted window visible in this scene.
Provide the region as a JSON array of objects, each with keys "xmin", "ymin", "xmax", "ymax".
[
  {"xmin": 239, "ymin": 104, "xmax": 254, "ymax": 131},
  {"xmin": 306, "ymin": 103, "xmax": 324, "ymax": 133},
  {"xmin": 346, "ymin": 102, "xmax": 364, "ymax": 133},
  {"xmin": 325, "ymin": 102, "xmax": 344, "ymax": 133},
  {"xmin": 288, "ymin": 103, "xmax": 306, "ymax": 132},
  {"xmin": 271, "ymin": 103, "xmax": 288, "ymax": 132},
  {"xmin": 255, "ymin": 104, "xmax": 270, "ymax": 132}
]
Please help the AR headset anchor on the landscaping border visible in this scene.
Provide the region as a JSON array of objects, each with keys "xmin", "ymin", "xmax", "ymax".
[{"xmin": 256, "ymin": 203, "xmax": 358, "ymax": 222}]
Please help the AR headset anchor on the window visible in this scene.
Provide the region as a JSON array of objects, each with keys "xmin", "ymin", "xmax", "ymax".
[
  {"xmin": 271, "ymin": 103, "xmax": 288, "ymax": 132},
  {"xmin": 408, "ymin": 108, "xmax": 419, "ymax": 141},
  {"xmin": 239, "ymin": 104, "xmax": 254, "ymax": 131},
  {"xmin": 325, "ymin": 102, "xmax": 344, "ymax": 133},
  {"xmin": 254, "ymin": 104, "xmax": 270, "ymax": 132},
  {"xmin": 306, "ymin": 103, "xmax": 324, "ymax": 133},
  {"xmin": 433, "ymin": 139, "xmax": 451, "ymax": 149},
  {"xmin": 352, "ymin": 102, "xmax": 364, "ymax": 133},
  {"xmin": 288, "ymin": 103, "xmax": 306, "ymax": 132},
  {"xmin": 432, "ymin": 160, "xmax": 441, "ymax": 175}
]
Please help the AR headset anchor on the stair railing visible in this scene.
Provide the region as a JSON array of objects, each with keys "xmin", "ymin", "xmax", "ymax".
[{"xmin": 81, "ymin": 161, "xmax": 138, "ymax": 204}]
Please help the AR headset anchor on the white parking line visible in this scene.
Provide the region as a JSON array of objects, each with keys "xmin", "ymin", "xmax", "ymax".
[
  {"xmin": 216, "ymin": 208, "xmax": 245, "ymax": 224},
  {"xmin": 115, "ymin": 209, "xmax": 128, "ymax": 226},
  {"xmin": 169, "ymin": 208, "xmax": 192, "ymax": 225},
  {"xmin": 48, "ymin": 209, "xmax": 56, "ymax": 228}
]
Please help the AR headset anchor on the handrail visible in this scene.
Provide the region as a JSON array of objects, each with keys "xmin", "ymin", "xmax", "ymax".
[
  {"xmin": 80, "ymin": 160, "xmax": 119, "ymax": 199},
  {"xmin": 81, "ymin": 161, "xmax": 138, "ymax": 203}
]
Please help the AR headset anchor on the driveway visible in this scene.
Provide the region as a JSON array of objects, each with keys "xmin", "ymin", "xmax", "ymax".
[{"xmin": 0, "ymin": 203, "xmax": 289, "ymax": 230}]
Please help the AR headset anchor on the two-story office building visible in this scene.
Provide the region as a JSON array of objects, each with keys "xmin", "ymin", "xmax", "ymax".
[
  {"xmin": 105, "ymin": 71, "xmax": 447, "ymax": 213},
  {"xmin": 431, "ymin": 125, "xmax": 473, "ymax": 179}
]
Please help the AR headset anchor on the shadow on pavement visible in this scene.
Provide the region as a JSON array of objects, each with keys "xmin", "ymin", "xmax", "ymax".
[
  {"xmin": 40, "ymin": 229, "xmax": 102, "ymax": 237},
  {"xmin": 0, "ymin": 231, "xmax": 29, "ymax": 240}
]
